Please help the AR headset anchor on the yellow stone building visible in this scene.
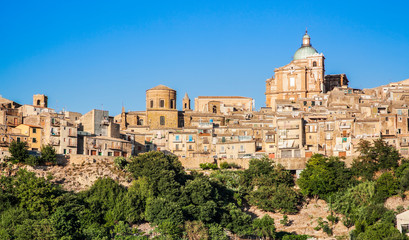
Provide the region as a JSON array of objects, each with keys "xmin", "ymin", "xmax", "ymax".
[
  {"xmin": 14, "ymin": 124, "xmax": 42, "ymax": 150},
  {"xmin": 146, "ymin": 85, "xmax": 179, "ymax": 129},
  {"xmin": 266, "ymin": 31, "xmax": 325, "ymax": 108}
]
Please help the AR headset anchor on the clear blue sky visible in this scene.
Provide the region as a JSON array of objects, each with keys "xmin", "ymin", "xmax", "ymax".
[{"xmin": 1, "ymin": 0, "xmax": 408, "ymax": 115}]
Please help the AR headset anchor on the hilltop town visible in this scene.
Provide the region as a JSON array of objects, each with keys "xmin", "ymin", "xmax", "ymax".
[{"xmin": 1, "ymin": 31, "xmax": 408, "ymax": 171}]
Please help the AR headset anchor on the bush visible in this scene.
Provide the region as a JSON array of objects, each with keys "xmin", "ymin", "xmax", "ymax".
[
  {"xmin": 220, "ymin": 162, "xmax": 230, "ymax": 169},
  {"xmin": 8, "ymin": 141, "xmax": 29, "ymax": 163},
  {"xmin": 297, "ymin": 154, "xmax": 352, "ymax": 199},
  {"xmin": 199, "ymin": 163, "xmax": 218, "ymax": 170},
  {"xmin": 374, "ymin": 172, "xmax": 398, "ymax": 202},
  {"xmin": 40, "ymin": 144, "xmax": 57, "ymax": 165},
  {"xmin": 248, "ymin": 184, "xmax": 302, "ymax": 214},
  {"xmin": 114, "ymin": 157, "xmax": 128, "ymax": 170},
  {"xmin": 26, "ymin": 155, "xmax": 40, "ymax": 166},
  {"xmin": 220, "ymin": 162, "xmax": 240, "ymax": 169}
]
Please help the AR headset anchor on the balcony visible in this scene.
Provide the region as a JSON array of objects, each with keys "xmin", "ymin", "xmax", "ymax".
[
  {"xmin": 283, "ymin": 135, "xmax": 299, "ymax": 139},
  {"xmin": 0, "ymin": 141, "xmax": 9, "ymax": 147},
  {"xmin": 401, "ymin": 142, "xmax": 409, "ymax": 147},
  {"xmin": 68, "ymin": 141, "xmax": 76, "ymax": 147},
  {"xmin": 173, "ymin": 139, "xmax": 182, "ymax": 143},
  {"xmin": 51, "ymin": 141, "xmax": 60, "ymax": 146},
  {"xmin": 339, "ymin": 125, "xmax": 351, "ymax": 129},
  {"xmin": 265, "ymin": 138, "xmax": 275, "ymax": 143},
  {"xmin": 109, "ymin": 145, "xmax": 122, "ymax": 150},
  {"xmin": 51, "ymin": 131, "xmax": 60, "ymax": 136}
]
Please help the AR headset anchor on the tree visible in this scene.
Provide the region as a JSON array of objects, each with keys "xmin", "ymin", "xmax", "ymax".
[
  {"xmin": 252, "ymin": 215, "xmax": 276, "ymax": 240},
  {"xmin": 355, "ymin": 222, "xmax": 407, "ymax": 240},
  {"xmin": 8, "ymin": 140, "xmax": 29, "ymax": 163},
  {"xmin": 374, "ymin": 172, "xmax": 398, "ymax": 202},
  {"xmin": 248, "ymin": 184, "xmax": 302, "ymax": 214},
  {"xmin": 352, "ymin": 139, "xmax": 401, "ymax": 180},
  {"xmin": 40, "ymin": 144, "xmax": 57, "ymax": 164},
  {"xmin": 297, "ymin": 154, "xmax": 352, "ymax": 199}
]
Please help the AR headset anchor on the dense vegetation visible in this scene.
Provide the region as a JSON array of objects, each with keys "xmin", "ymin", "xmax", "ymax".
[{"xmin": 1, "ymin": 138, "xmax": 408, "ymax": 239}]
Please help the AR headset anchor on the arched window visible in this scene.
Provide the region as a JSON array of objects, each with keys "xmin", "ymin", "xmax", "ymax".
[
  {"xmin": 37, "ymin": 100, "xmax": 41, "ymax": 105},
  {"xmin": 184, "ymin": 103, "xmax": 187, "ymax": 108},
  {"xmin": 313, "ymin": 61, "xmax": 317, "ymax": 67},
  {"xmin": 150, "ymin": 100, "xmax": 154, "ymax": 108},
  {"xmin": 212, "ymin": 106, "xmax": 217, "ymax": 113}
]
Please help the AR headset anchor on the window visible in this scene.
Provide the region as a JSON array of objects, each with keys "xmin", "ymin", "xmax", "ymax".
[
  {"xmin": 398, "ymin": 110, "xmax": 402, "ymax": 115},
  {"xmin": 313, "ymin": 61, "xmax": 317, "ymax": 67},
  {"xmin": 17, "ymin": 137, "xmax": 20, "ymax": 143},
  {"xmin": 189, "ymin": 145, "xmax": 192, "ymax": 150},
  {"xmin": 398, "ymin": 129, "xmax": 401, "ymax": 134},
  {"xmin": 212, "ymin": 106, "xmax": 217, "ymax": 113},
  {"xmin": 32, "ymin": 138, "xmax": 37, "ymax": 143},
  {"xmin": 204, "ymin": 146, "xmax": 208, "ymax": 152},
  {"xmin": 290, "ymin": 77, "xmax": 295, "ymax": 87},
  {"xmin": 221, "ymin": 146, "xmax": 225, "ymax": 152},
  {"xmin": 32, "ymin": 128, "xmax": 36, "ymax": 133},
  {"xmin": 160, "ymin": 99, "xmax": 165, "ymax": 108},
  {"xmin": 64, "ymin": 149, "xmax": 66, "ymax": 154},
  {"xmin": 385, "ymin": 117, "xmax": 389, "ymax": 121},
  {"xmin": 188, "ymin": 135, "xmax": 193, "ymax": 142},
  {"xmin": 170, "ymin": 100, "xmax": 174, "ymax": 109},
  {"xmin": 175, "ymin": 144, "xmax": 179, "ymax": 150},
  {"xmin": 160, "ymin": 116, "xmax": 165, "ymax": 125},
  {"xmin": 303, "ymin": 101, "xmax": 307, "ymax": 106},
  {"xmin": 150, "ymin": 100, "xmax": 154, "ymax": 108},
  {"xmin": 399, "ymin": 117, "xmax": 402, "ymax": 122},
  {"xmin": 402, "ymin": 224, "xmax": 409, "ymax": 234},
  {"xmin": 175, "ymin": 135, "xmax": 179, "ymax": 141},
  {"xmin": 240, "ymin": 145, "xmax": 244, "ymax": 152},
  {"xmin": 184, "ymin": 103, "xmax": 187, "ymax": 108},
  {"xmin": 386, "ymin": 129, "xmax": 390, "ymax": 134},
  {"xmin": 108, "ymin": 152, "xmax": 112, "ymax": 156}
]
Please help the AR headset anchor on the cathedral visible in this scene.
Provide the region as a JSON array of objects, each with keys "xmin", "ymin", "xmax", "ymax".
[{"xmin": 265, "ymin": 31, "xmax": 345, "ymax": 108}]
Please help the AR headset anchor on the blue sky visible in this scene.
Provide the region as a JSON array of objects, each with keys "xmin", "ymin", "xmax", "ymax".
[{"xmin": 1, "ymin": 0, "xmax": 408, "ymax": 115}]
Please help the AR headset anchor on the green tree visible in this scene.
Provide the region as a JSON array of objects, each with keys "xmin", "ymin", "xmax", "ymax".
[
  {"xmin": 352, "ymin": 139, "xmax": 401, "ymax": 180},
  {"xmin": 248, "ymin": 184, "xmax": 302, "ymax": 214},
  {"xmin": 252, "ymin": 215, "xmax": 276, "ymax": 240},
  {"xmin": 297, "ymin": 154, "xmax": 352, "ymax": 199},
  {"xmin": 355, "ymin": 222, "xmax": 407, "ymax": 240},
  {"xmin": 374, "ymin": 172, "xmax": 398, "ymax": 202},
  {"xmin": 40, "ymin": 144, "xmax": 57, "ymax": 164},
  {"xmin": 8, "ymin": 140, "xmax": 29, "ymax": 163}
]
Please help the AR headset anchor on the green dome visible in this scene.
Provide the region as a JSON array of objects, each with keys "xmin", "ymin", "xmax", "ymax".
[{"xmin": 293, "ymin": 46, "xmax": 318, "ymax": 60}]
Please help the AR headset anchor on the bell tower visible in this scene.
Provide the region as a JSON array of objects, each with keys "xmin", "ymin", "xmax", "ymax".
[
  {"xmin": 33, "ymin": 94, "xmax": 48, "ymax": 108},
  {"xmin": 183, "ymin": 93, "xmax": 191, "ymax": 111}
]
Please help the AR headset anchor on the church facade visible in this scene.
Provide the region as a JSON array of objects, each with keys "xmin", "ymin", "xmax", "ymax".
[{"xmin": 265, "ymin": 31, "xmax": 326, "ymax": 108}]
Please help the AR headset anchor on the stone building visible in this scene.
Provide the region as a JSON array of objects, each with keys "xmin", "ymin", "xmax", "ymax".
[
  {"xmin": 146, "ymin": 85, "xmax": 179, "ymax": 129},
  {"xmin": 266, "ymin": 31, "xmax": 325, "ymax": 108}
]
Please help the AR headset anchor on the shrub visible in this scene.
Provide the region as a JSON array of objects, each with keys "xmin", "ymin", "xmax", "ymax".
[
  {"xmin": 199, "ymin": 163, "xmax": 218, "ymax": 170},
  {"xmin": 374, "ymin": 172, "xmax": 398, "ymax": 202},
  {"xmin": 40, "ymin": 144, "xmax": 57, "ymax": 165},
  {"xmin": 8, "ymin": 141, "xmax": 29, "ymax": 163},
  {"xmin": 26, "ymin": 155, "xmax": 40, "ymax": 166},
  {"xmin": 220, "ymin": 162, "xmax": 230, "ymax": 169},
  {"xmin": 280, "ymin": 214, "xmax": 289, "ymax": 226},
  {"xmin": 114, "ymin": 157, "xmax": 128, "ymax": 170}
]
